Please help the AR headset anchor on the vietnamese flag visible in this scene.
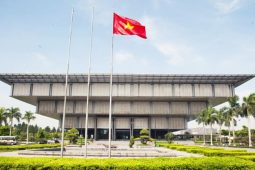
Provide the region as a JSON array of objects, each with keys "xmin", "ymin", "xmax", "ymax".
[{"xmin": 113, "ymin": 13, "xmax": 147, "ymax": 39}]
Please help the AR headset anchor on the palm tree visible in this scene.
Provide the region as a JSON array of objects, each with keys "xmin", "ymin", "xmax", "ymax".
[
  {"xmin": 6, "ymin": 107, "xmax": 21, "ymax": 136},
  {"xmin": 224, "ymin": 109, "xmax": 233, "ymax": 146},
  {"xmin": 216, "ymin": 107, "xmax": 227, "ymax": 145},
  {"xmin": 0, "ymin": 107, "xmax": 7, "ymax": 126},
  {"xmin": 241, "ymin": 93, "xmax": 255, "ymax": 147},
  {"xmin": 227, "ymin": 95, "xmax": 241, "ymax": 146},
  {"xmin": 23, "ymin": 111, "xmax": 36, "ymax": 144},
  {"xmin": 204, "ymin": 107, "xmax": 218, "ymax": 146},
  {"xmin": 196, "ymin": 109, "xmax": 208, "ymax": 145}
]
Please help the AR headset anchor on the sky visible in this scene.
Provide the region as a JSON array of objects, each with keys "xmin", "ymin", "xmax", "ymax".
[{"xmin": 0, "ymin": 0, "xmax": 254, "ymax": 129}]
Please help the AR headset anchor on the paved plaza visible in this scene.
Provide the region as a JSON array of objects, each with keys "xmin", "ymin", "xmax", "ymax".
[{"xmin": 0, "ymin": 141, "xmax": 201, "ymax": 158}]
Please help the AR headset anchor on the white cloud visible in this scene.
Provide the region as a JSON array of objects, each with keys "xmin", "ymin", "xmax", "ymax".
[
  {"xmin": 33, "ymin": 53, "xmax": 47, "ymax": 61},
  {"xmin": 155, "ymin": 42, "xmax": 191, "ymax": 65},
  {"xmin": 75, "ymin": 0, "xmax": 112, "ymax": 26},
  {"xmin": 114, "ymin": 51, "xmax": 135, "ymax": 63},
  {"xmin": 141, "ymin": 15, "xmax": 204, "ymax": 66},
  {"xmin": 212, "ymin": 0, "xmax": 243, "ymax": 14},
  {"xmin": 151, "ymin": 0, "xmax": 174, "ymax": 10}
]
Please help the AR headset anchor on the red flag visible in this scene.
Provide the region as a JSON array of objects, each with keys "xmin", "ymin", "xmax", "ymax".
[{"xmin": 113, "ymin": 13, "xmax": 147, "ymax": 39}]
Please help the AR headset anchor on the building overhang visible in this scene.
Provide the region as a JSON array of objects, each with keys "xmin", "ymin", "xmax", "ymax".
[{"xmin": 0, "ymin": 73, "xmax": 254, "ymax": 87}]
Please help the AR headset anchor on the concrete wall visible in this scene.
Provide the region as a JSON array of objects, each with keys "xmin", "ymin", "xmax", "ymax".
[
  {"xmin": 12, "ymin": 83, "xmax": 233, "ymax": 98},
  {"xmin": 38, "ymin": 100, "xmax": 207, "ymax": 116},
  {"xmin": 59, "ymin": 116, "xmax": 186, "ymax": 130}
]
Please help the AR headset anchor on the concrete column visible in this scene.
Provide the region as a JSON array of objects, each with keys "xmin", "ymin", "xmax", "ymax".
[
  {"xmin": 130, "ymin": 118, "xmax": 133, "ymax": 137},
  {"xmin": 211, "ymin": 84, "xmax": 215, "ymax": 97},
  {"xmin": 29, "ymin": 83, "xmax": 33, "ymax": 96},
  {"xmin": 94, "ymin": 116, "xmax": 97, "ymax": 140},
  {"xmin": 148, "ymin": 116, "xmax": 151, "ymax": 137},
  {"xmin": 11, "ymin": 84, "xmax": 14, "ymax": 96},
  {"xmin": 113, "ymin": 117, "xmax": 116, "ymax": 140},
  {"xmin": 192, "ymin": 84, "xmax": 195, "ymax": 97}
]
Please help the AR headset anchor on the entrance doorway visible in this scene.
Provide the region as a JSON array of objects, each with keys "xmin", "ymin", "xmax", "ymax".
[{"xmin": 115, "ymin": 129, "xmax": 130, "ymax": 140}]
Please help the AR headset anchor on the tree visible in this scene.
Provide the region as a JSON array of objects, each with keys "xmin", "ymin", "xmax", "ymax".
[
  {"xmin": 6, "ymin": 107, "xmax": 21, "ymax": 136},
  {"xmin": 196, "ymin": 109, "xmax": 208, "ymax": 145},
  {"xmin": 241, "ymin": 93, "xmax": 255, "ymax": 147},
  {"xmin": 227, "ymin": 95, "xmax": 241, "ymax": 146},
  {"xmin": 216, "ymin": 107, "xmax": 227, "ymax": 145},
  {"xmin": 23, "ymin": 111, "xmax": 36, "ymax": 144},
  {"xmin": 0, "ymin": 107, "xmax": 7, "ymax": 126},
  {"xmin": 165, "ymin": 132, "xmax": 174, "ymax": 144},
  {"xmin": 52, "ymin": 127, "xmax": 57, "ymax": 133},
  {"xmin": 65, "ymin": 128, "xmax": 79, "ymax": 144},
  {"xmin": 204, "ymin": 107, "xmax": 218, "ymax": 146},
  {"xmin": 45, "ymin": 126, "xmax": 51, "ymax": 133},
  {"xmin": 36, "ymin": 128, "xmax": 46, "ymax": 143},
  {"xmin": 224, "ymin": 108, "xmax": 232, "ymax": 146}
]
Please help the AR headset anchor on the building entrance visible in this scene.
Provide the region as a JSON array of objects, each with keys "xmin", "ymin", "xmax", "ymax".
[{"xmin": 115, "ymin": 129, "xmax": 130, "ymax": 140}]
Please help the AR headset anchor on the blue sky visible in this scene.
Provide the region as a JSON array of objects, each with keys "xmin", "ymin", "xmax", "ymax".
[{"xmin": 0, "ymin": 0, "xmax": 254, "ymax": 128}]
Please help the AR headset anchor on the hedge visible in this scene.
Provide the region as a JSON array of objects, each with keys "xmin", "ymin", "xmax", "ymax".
[
  {"xmin": 0, "ymin": 157, "xmax": 254, "ymax": 170},
  {"xmin": 238, "ymin": 156, "xmax": 255, "ymax": 162},
  {"xmin": 203, "ymin": 151, "xmax": 255, "ymax": 157},
  {"xmin": 158, "ymin": 143, "xmax": 255, "ymax": 157},
  {"xmin": 0, "ymin": 144, "xmax": 61, "ymax": 151}
]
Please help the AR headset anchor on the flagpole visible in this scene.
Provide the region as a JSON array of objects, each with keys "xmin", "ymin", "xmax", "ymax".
[
  {"xmin": 108, "ymin": 35, "xmax": 114, "ymax": 158},
  {"xmin": 60, "ymin": 8, "xmax": 74, "ymax": 158},
  {"xmin": 84, "ymin": 6, "xmax": 95, "ymax": 158}
]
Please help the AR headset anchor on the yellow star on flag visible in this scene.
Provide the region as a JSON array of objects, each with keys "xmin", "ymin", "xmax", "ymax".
[{"xmin": 124, "ymin": 22, "xmax": 134, "ymax": 30}]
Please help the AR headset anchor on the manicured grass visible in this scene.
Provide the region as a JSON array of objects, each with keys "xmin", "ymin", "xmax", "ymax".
[
  {"xmin": 0, "ymin": 144, "xmax": 60, "ymax": 151},
  {"xmin": 0, "ymin": 156, "xmax": 254, "ymax": 170}
]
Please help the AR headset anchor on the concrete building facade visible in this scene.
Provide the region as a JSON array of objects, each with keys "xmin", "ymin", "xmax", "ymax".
[{"xmin": 0, "ymin": 74, "xmax": 253, "ymax": 140}]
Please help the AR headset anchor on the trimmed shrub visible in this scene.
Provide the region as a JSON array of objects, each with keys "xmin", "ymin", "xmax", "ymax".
[
  {"xmin": 129, "ymin": 136, "xmax": 135, "ymax": 148},
  {"xmin": 165, "ymin": 132, "xmax": 174, "ymax": 143},
  {"xmin": 158, "ymin": 143, "xmax": 255, "ymax": 157},
  {"xmin": 203, "ymin": 151, "xmax": 255, "ymax": 157},
  {"xmin": 0, "ymin": 144, "xmax": 60, "ymax": 151},
  {"xmin": 238, "ymin": 156, "xmax": 255, "ymax": 162},
  {"xmin": 0, "ymin": 157, "xmax": 254, "ymax": 170}
]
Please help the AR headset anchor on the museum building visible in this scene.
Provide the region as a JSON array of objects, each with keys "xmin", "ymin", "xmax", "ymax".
[{"xmin": 0, "ymin": 74, "xmax": 253, "ymax": 140}]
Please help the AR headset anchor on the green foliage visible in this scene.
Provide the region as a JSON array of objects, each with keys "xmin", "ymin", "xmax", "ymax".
[
  {"xmin": 221, "ymin": 129, "xmax": 229, "ymax": 136},
  {"xmin": 0, "ymin": 144, "xmax": 60, "ymax": 151},
  {"xmin": 139, "ymin": 129, "xmax": 150, "ymax": 144},
  {"xmin": 236, "ymin": 126, "xmax": 249, "ymax": 137},
  {"xmin": 164, "ymin": 132, "xmax": 174, "ymax": 143},
  {"xmin": 6, "ymin": 107, "xmax": 21, "ymax": 136},
  {"xmin": 23, "ymin": 111, "xmax": 36, "ymax": 124},
  {"xmin": 140, "ymin": 128, "xmax": 149, "ymax": 136},
  {"xmin": 0, "ymin": 107, "xmax": 7, "ymax": 126},
  {"xmin": 0, "ymin": 126, "xmax": 9, "ymax": 136},
  {"xmin": 238, "ymin": 156, "xmax": 255, "ymax": 162},
  {"xmin": 65, "ymin": 128, "xmax": 79, "ymax": 144},
  {"xmin": 51, "ymin": 132, "xmax": 60, "ymax": 139},
  {"xmin": 44, "ymin": 126, "xmax": 51, "ymax": 133},
  {"xmin": 36, "ymin": 128, "xmax": 46, "ymax": 143},
  {"xmin": 0, "ymin": 157, "xmax": 254, "ymax": 170},
  {"xmin": 77, "ymin": 136, "xmax": 84, "ymax": 146},
  {"xmin": 159, "ymin": 143, "xmax": 255, "ymax": 157},
  {"xmin": 129, "ymin": 136, "xmax": 135, "ymax": 148}
]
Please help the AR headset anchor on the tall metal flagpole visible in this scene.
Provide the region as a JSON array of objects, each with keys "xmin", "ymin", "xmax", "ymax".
[
  {"xmin": 108, "ymin": 35, "xmax": 114, "ymax": 158},
  {"xmin": 84, "ymin": 6, "xmax": 95, "ymax": 158},
  {"xmin": 60, "ymin": 8, "xmax": 75, "ymax": 158}
]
